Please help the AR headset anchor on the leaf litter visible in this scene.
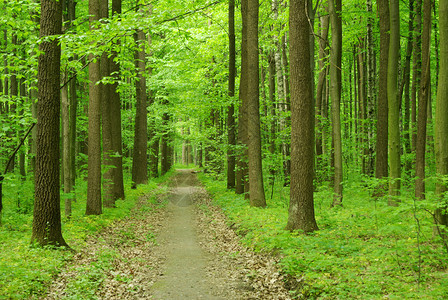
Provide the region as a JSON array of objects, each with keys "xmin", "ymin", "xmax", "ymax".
[{"xmin": 43, "ymin": 170, "xmax": 292, "ymax": 299}]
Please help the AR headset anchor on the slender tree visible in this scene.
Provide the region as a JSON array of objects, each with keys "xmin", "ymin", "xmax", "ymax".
[
  {"xmin": 31, "ymin": 0, "xmax": 68, "ymax": 246},
  {"xmin": 329, "ymin": 0, "xmax": 343, "ymax": 206},
  {"xmin": 286, "ymin": 0, "xmax": 318, "ymax": 233},
  {"xmin": 236, "ymin": 0, "xmax": 249, "ymax": 195},
  {"xmin": 226, "ymin": 0, "xmax": 236, "ymax": 189},
  {"xmin": 415, "ymin": 0, "xmax": 431, "ymax": 200},
  {"xmin": 109, "ymin": 0, "xmax": 125, "ymax": 199},
  {"xmin": 434, "ymin": 0, "xmax": 448, "ymax": 231}
]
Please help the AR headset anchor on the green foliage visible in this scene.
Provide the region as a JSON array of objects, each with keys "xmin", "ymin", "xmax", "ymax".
[{"xmin": 199, "ymin": 173, "xmax": 448, "ymax": 299}]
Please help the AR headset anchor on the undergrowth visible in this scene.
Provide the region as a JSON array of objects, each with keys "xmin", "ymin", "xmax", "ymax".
[
  {"xmin": 198, "ymin": 173, "xmax": 448, "ymax": 299},
  {"xmin": 0, "ymin": 171, "xmax": 172, "ymax": 299}
]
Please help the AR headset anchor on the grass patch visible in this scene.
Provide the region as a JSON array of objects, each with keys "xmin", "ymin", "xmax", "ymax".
[
  {"xmin": 0, "ymin": 171, "xmax": 172, "ymax": 299},
  {"xmin": 198, "ymin": 173, "xmax": 448, "ymax": 299}
]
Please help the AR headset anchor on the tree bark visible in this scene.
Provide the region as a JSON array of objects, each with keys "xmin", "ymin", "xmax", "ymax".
[
  {"xmin": 236, "ymin": 0, "xmax": 249, "ymax": 196},
  {"xmin": 375, "ymin": 0, "xmax": 390, "ymax": 188},
  {"xmin": 435, "ymin": 0, "xmax": 448, "ymax": 233},
  {"xmin": 415, "ymin": 0, "xmax": 431, "ymax": 200},
  {"xmin": 227, "ymin": 0, "xmax": 236, "ymax": 189},
  {"xmin": 329, "ymin": 0, "xmax": 343, "ymax": 206},
  {"xmin": 131, "ymin": 29, "xmax": 149, "ymax": 187},
  {"xmin": 387, "ymin": 0, "xmax": 401, "ymax": 204},
  {"xmin": 86, "ymin": 0, "xmax": 102, "ymax": 215},
  {"xmin": 31, "ymin": 0, "xmax": 68, "ymax": 247},
  {"xmin": 286, "ymin": 0, "xmax": 318, "ymax": 233},
  {"xmin": 247, "ymin": 0, "xmax": 266, "ymax": 207},
  {"xmin": 411, "ymin": 0, "xmax": 422, "ymax": 153}
]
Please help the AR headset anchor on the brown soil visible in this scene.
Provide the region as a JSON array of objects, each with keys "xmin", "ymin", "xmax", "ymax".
[{"xmin": 43, "ymin": 169, "xmax": 291, "ymax": 299}]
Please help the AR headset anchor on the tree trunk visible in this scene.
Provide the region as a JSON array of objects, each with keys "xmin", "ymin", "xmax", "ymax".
[
  {"xmin": 227, "ymin": 0, "xmax": 236, "ymax": 189},
  {"xmin": 387, "ymin": 0, "xmax": 401, "ymax": 204},
  {"xmin": 131, "ymin": 29, "xmax": 149, "ymax": 187},
  {"xmin": 31, "ymin": 0, "xmax": 68, "ymax": 247},
  {"xmin": 316, "ymin": 13, "xmax": 329, "ymax": 178},
  {"xmin": 435, "ymin": 0, "xmax": 448, "ymax": 234},
  {"xmin": 286, "ymin": 0, "xmax": 318, "ymax": 233},
  {"xmin": 329, "ymin": 0, "xmax": 343, "ymax": 206},
  {"xmin": 415, "ymin": 0, "xmax": 431, "ymax": 200},
  {"xmin": 366, "ymin": 0, "xmax": 375, "ymax": 176},
  {"xmin": 61, "ymin": 71, "xmax": 72, "ymax": 217},
  {"xmin": 411, "ymin": 0, "xmax": 422, "ymax": 153},
  {"xmin": 236, "ymin": 0, "xmax": 249, "ymax": 195},
  {"xmin": 86, "ymin": 0, "xmax": 102, "ymax": 215},
  {"xmin": 402, "ymin": 0, "xmax": 414, "ymax": 173},
  {"xmin": 375, "ymin": 0, "xmax": 390, "ymax": 189},
  {"xmin": 247, "ymin": 0, "xmax": 266, "ymax": 207}
]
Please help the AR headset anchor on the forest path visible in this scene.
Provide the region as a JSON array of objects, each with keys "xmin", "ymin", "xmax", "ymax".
[
  {"xmin": 151, "ymin": 169, "xmax": 222, "ymax": 299},
  {"xmin": 44, "ymin": 169, "xmax": 291, "ymax": 299}
]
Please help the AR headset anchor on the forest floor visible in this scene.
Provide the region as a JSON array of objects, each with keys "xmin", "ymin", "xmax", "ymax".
[{"xmin": 43, "ymin": 169, "xmax": 291, "ymax": 299}]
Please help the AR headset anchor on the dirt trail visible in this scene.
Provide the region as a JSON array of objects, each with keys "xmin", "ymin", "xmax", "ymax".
[
  {"xmin": 44, "ymin": 169, "xmax": 292, "ymax": 299},
  {"xmin": 151, "ymin": 170, "xmax": 218, "ymax": 299}
]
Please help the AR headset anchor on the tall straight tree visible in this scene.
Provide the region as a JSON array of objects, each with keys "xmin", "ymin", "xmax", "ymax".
[
  {"xmin": 132, "ymin": 28, "xmax": 149, "ymax": 187},
  {"xmin": 329, "ymin": 0, "xmax": 343, "ymax": 206},
  {"xmin": 387, "ymin": 0, "xmax": 401, "ymax": 205},
  {"xmin": 435, "ymin": 0, "xmax": 448, "ymax": 232},
  {"xmin": 31, "ymin": 0, "xmax": 68, "ymax": 246},
  {"xmin": 86, "ymin": 0, "xmax": 102, "ymax": 215},
  {"xmin": 100, "ymin": 0, "xmax": 116, "ymax": 206},
  {"xmin": 286, "ymin": 0, "xmax": 318, "ymax": 233},
  {"xmin": 236, "ymin": 0, "xmax": 249, "ymax": 195},
  {"xmin": 226, "ymin": 0, "xmax": 236, "ymax": 189},
  {"xmin": 375, "ymin": 0, "xmax": 390, "ymax": 194},
  {"xmin": 109, "ymin": 0, "xmax": 125, "ymax": 199},
  {"xmin": 415, "ymin": 0, "xmax": 431, "ymax": 200},
  {"xmin": 246, "ymin": 0, "xmax": 266, "ymax": 207}
]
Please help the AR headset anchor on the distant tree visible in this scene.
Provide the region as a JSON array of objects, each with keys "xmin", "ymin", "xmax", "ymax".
[
  {"xmin": 131, "ymin": 28, "xmax": 148, "ymax": 187},
  {"xmin": 31, "ymin": 0, "xmax": 68, "ymax": 246},
  {"xmin": 286, "ymin": 0, "xmax": 318, "ymax": 233}
]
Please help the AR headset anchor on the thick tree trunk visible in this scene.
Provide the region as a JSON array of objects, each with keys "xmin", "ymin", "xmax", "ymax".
[
  {"xmin": 387, "ymin": 0, "xmax": 401, "ymax": 204},
  {"xmin": 131, "ymin": 29, "xmax": 149, "ymax": 187},
  {"xmin": 31, "ymin": 0, "xmax": 68, "ymax": 247},
  {"xmin": 415, "ymin": 0, "xmax": 431, "ymax": 200},
  {"xmin": 329, "ymin": 0, "xmax": 343, "ymax": 206},
  {"xmin": 86, "ymin": 0, "xmax": 102, "ymax": 215},
  {"xmin": 247, "ymin": 0, "xmax": 266, "ymax": 207},
  {"xmin": 286, "ymin": 0, "xmax": 318, "ymax": 233}
]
